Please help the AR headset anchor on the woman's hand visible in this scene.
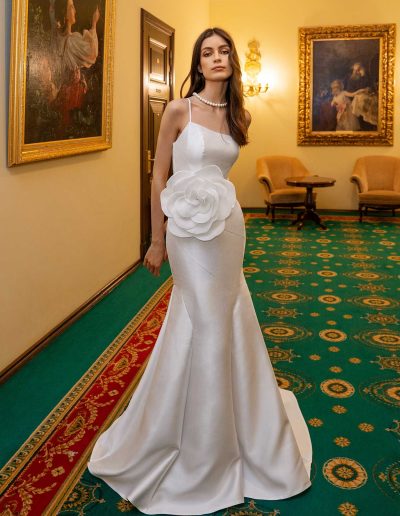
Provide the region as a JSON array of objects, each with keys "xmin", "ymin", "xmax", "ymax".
[
  {"xmin": 143, "ymin": 240, "xmax": 167, "ymax": 276},
  {"xmin": 92, "ymin": 6, "xmax": 100, "ymax": 27}
]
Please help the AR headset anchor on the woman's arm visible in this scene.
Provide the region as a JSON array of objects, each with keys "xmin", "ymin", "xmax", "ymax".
[
  {"xmin": 143, "ymin": 99, "xmax": 184, "ymax": 276},
  {"xmin": 344, "ymin": 88, "xmax": 368, "ymax": 98}
]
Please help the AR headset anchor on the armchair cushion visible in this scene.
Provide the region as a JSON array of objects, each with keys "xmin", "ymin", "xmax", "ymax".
[
  {"xmin": 270, "ymin": 188, "xmax": 310, "ymax": 204},
  {"xmin": 359, "ymin": 190, "xmax": 400, "ymax": 205}
]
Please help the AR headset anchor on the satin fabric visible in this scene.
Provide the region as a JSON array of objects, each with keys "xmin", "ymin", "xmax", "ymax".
[{"xmin": 88, "ymin": 99, "xmax": 312, "ymax": 514}]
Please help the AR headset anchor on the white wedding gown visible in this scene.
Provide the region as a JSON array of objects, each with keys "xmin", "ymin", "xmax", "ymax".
[{"xmin": 88, "ymin": 99, "xmax": 312, "ymax": 515}]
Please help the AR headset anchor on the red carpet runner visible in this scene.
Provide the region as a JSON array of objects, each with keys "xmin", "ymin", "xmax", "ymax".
[{"xmin": 0, "ymin": 277, "xmax": 173, "ymax": 515}]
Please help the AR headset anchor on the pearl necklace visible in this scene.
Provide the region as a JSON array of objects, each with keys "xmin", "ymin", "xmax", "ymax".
[{"xmin": 193, "ymin": 91, "xmax": 227, "ymax": 108}]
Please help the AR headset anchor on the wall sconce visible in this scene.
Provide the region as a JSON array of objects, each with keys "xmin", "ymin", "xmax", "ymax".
[{"xmin": 243, "ymin": 39, "xmax": 269, "ymax": 97}]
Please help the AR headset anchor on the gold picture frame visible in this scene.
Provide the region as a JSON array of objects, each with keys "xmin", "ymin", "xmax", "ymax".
[
  {"xmin": 8, "ymin": 0, "xmax": 115, "ymax": 166},
  {"xmin": 298, "ymin": 24, "xmax": 396, "ymax": 146}
]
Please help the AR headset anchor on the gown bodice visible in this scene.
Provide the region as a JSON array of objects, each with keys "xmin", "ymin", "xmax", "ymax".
[{"xmin": 172, "ymin": 99, "xmax": 239, "ymax": 178}]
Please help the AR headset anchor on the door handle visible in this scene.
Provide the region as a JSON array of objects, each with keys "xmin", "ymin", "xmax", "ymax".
[{"xmin": 147, "ymin": 150, "xmax": 155, "ymax": 174}]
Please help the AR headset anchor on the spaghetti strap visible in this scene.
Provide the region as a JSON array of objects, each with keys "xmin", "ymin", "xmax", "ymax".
[{"xmin": 188, "ymin": 97, "xmax": 192, "ymax": 122}]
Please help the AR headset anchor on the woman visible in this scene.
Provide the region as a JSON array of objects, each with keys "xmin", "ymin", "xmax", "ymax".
[
  {"xmin": 50, "ymin": 0, "xmax": 100, "ymax": 73},
  {"xmin": 88, "ymin": 28, "xmax": 312, "ymax": 515}
]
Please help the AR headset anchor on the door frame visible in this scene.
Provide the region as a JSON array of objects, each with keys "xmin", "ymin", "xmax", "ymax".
[{"xmin": 140, "ymin": 10, "xmax": 175, "ymax": 259}]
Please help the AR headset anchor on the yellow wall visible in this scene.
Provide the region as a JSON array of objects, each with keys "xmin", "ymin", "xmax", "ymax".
[
  {"xmin": 210, "ymin": 0, "xmax": 400, "ymax": 208},
  {"xmin": 1, "ymin": 0, "xmax": 399, "ymax": 372},
  {"xmin": 0, "ymin": 0, "xmax": 209, "ymax": 372}
]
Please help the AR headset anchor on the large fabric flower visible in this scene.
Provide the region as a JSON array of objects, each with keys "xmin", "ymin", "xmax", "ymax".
[{"xmin": 160, "ymin": 165, "xmax": 237, "ymax": 241}]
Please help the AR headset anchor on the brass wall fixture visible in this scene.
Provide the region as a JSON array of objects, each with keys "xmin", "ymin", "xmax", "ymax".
[{"xmin": 243, "ymin": 39, "xmax": 269, "ymax": 97}]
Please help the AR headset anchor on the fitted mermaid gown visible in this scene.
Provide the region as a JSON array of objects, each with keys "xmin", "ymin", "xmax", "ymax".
[{"xmin": 88, "ymin": 99, "xmax": 312, "ymax": 515}]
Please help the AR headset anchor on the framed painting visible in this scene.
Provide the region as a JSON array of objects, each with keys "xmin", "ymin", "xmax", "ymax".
[
  {"xmin": 8, "ymin": 0, "xmax": 115, "ymax": 166},
  {"xmin": 297, "ymin": 24, "xmax": 395, "ymax": 146}
]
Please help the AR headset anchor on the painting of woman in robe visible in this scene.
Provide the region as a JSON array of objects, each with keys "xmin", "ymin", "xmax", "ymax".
[{"xmin": 24, "ymin": 0, "xmax": 105, "ymax": 143}]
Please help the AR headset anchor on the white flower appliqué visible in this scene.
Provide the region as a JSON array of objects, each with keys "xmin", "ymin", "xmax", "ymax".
[{"xmin": 160, "ymin": 165, "xmax": 237, "ymax": 241}]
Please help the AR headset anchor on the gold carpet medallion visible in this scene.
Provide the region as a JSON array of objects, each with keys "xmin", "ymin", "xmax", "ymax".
[
  {"xmin": 354, "ymin": 329, "xmax": 400, "ymax": 351},
  {"xmin": 243, "ymin": 267, "xmax": 261, "ymax": 274},
  {"xmin": 284, "ymin": 236, "xmax": 303, "ymax": 242},
  {"xmin": 338, "ymin": 501, "xmax": 359, "ymax": 515},
  {"xmin": 370, "ymin": 355, "xmax": 400, "ymax": 373},
  {"xmin": 332, "ymin": 405, "xmax": 348, "ymax": 414},
  {"xmin": 358, "ymin": 423, "xmax": 374, "ymax": 432},
  {"xmin": 321, "ymin": 379, "xmax": 355, "ymax": 398},
  {"xmin": 308, "ymin": 417, "xmax": 323, "ymax": 427},
  {"xmin": 60, "ymin": 478, "xmax": 104, "ymax": 513},
  {"xmin": 319, "ymin": 329, "xmax": 347, "ymax": 342},
  {"xmin": 344, "ymin": 271, "xmax": 390, "ymax": 281},
  {"xmin": 262, "ymin": 323, "xmax": 311, "ymax": 343},
  {"xmin": 347, "ymin": 253, "xmax": 375, "ymax": 260},
  {"xmin": 349, "ymin": 296, "xmax": 399, "ymax": 310},
  {"xmin": 334, "ymin": 436, "xmax": 351, "ymax": 447},
  {"xmin": 317, "ymin": 252, "xmax": 334, "ymax": 258},
  {"xmin": 323, "ymin": 457, "xmax": 367, "ymax": 489},
  {"xmin": 317, "ymin": 270, "xmax": 338, "ymax": 277},
  {"xmin": 342, "ymin": 239, "xmax": 365, "ymax": 245},
  {"xmin": 265, "ymin": 307, "xmax": 300, "ymax": 319},
  {"xmin": 362, "ymin": 313, "xmax": 399, "ymax": 326},
  {"xmin": 222, "ymin": 499, "xmax": 280, "ymax": 516},
  {"xmin": 361, "ymin": 378, "xmax": 400, "ymax": 408},
  {"xmin": 257, "ymin": 290, "xmax": 311, "ymax": 304},
  {"xmin": 318, "ymin": 295, "xmax": 342, "ymax": 304},
  {"xmin": 342, "ymin": 227, "xmax": 360, "ymax": 233},
  {"xmin": 279, "ymin": 250, "xmax": 304, "ymax": 257},
  {"xmin": 275, "ymin": 267, "xmax": 305, "ymax": 276},
  {"xmin": 267, "ymin": 345, "xmax": 299, "ymax": 364},
  {"xmin": 373, "ymin": 457, "xmax": 400, "ymax": 499},
  {"xmin": 274, "ymin": 368, "xmax": 313, "ymax": 396}
]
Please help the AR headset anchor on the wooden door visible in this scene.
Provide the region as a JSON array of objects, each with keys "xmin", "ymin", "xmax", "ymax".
[{"xmin": 140, "ymin": 10, "xmax": 174, "ymax": 259}]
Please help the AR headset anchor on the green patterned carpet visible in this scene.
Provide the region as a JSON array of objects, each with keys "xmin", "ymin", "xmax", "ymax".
[{"xmin": 64, "ymin": 213, "xmax": 400, "ymax": 516}]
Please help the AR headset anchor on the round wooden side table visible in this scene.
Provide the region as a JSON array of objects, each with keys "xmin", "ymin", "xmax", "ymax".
[{"xmin": 285, "ymin": 176, "xmax": 336, "ymax": 230}]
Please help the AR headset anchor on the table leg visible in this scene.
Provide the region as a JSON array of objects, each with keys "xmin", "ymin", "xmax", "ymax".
[{"xmin": 290, "ymin": 186, "xmax": 327, "ymax": 230}]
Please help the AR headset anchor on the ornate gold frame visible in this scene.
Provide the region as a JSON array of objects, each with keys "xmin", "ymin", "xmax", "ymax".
[
  {"xmin": 8, "ymin": 0, "xmax": 115, "ymax": 166},
  {"xmin": 298, "ymin": 24, "xmax": 396, "ymax": 146}
]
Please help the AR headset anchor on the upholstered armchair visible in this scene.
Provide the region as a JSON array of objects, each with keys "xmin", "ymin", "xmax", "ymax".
[
  {"xmin": 350, "ymin": 156, "xmax": 400, "ymax": 222},
  {"xmin": 256, "ymin": 156, "xmax": 315, "ymax": 222}
]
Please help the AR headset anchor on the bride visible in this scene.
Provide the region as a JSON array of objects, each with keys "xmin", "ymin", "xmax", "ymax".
[{"xmin": 88, "ymin": 27, "xmax": 312, "ymax": 515}]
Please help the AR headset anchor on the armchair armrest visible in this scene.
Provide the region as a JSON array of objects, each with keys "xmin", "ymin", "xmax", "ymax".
[
  {"xmin": 351, "ymin": 159, "xmax": 368, "ymax": 193},
  {"xmin": 256, "ymin": 157, "xmax": 274, "ymax": 193},
  {"xmin": 350, "ymin": 175, "xmax": 365, "ymax": 193}
]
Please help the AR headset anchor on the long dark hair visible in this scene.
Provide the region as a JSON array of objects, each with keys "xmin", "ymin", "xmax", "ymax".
[{"xmin": 180, "ymin": 27, "xmax": 248, "ymax": 147}]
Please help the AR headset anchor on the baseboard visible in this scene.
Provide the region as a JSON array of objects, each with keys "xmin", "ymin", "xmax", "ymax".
[
  {"xmin": 242, "ymin": 206, "xmax": 359, "ymax": 213},
  {"xmin": 0, "ymin": 260, "xmax": 141, "ymax": 384}
]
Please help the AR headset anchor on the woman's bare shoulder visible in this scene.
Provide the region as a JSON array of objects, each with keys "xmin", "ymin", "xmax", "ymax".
[{"xmin": 164, "ymin": 98, "xmax": 189, "ymax": 117}]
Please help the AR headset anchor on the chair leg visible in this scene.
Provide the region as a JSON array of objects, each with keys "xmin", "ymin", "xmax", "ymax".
[
  {"xmin": 392, "ymin": 209, "xmax": 395, "ymax": 216},
  {"xmin": 265, "ymin": 204, "xmax": 270, "ymax": 216},
  {"xmin": 359, "ymin": 205, "xmax": 363, "ymax": 223},
  {"xmin": 290, "ymin": 206, "xmax": 294, "ymax": 213},
  {"xmin": 271, "ymin": 206, "xmax": 275, "ymax": 223}
]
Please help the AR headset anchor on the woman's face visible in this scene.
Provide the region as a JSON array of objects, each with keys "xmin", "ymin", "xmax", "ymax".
[
  {"xmin": 198, "ymin": 34, "xmax": 233, "ymax": 82},
  {"xmin": 66, "ymin": 0, "xmax": 76, "ymax": 26}
]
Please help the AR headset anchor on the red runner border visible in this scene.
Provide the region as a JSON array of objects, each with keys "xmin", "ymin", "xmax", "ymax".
[{"xmin": 0, "ymin": 277, "xmax": 173, "ymax": 516}]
